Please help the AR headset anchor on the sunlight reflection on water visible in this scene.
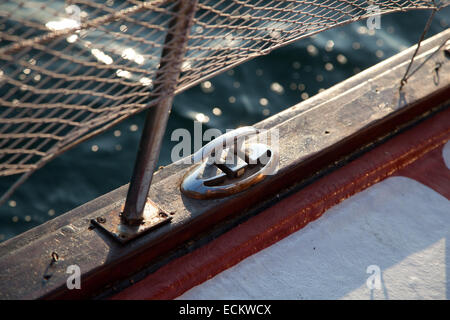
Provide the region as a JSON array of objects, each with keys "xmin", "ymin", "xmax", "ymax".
[{"xmin": 0, "ymin": 2, "xmax": 448, "ymax": 241}]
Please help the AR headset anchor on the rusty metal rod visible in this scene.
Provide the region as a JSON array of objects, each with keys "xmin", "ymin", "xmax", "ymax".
[{"xmin": 122, "ymin": 0, "xmax": 198, "ymax": 225}]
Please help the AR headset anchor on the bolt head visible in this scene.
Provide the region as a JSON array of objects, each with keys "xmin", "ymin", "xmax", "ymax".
[{"xmin": 96, "ymin": 217, "xmax": 106, "ymax": 224}]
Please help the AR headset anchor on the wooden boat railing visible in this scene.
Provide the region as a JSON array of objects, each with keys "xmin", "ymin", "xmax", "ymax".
[{"xmin": 0, "ymin": 27, "xmax": 448, "ymax": 299}]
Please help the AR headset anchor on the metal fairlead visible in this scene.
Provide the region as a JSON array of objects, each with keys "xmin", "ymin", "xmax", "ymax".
[{"xmin": 181, "ymin": 127, "xmax": 279, "ymax": 199}]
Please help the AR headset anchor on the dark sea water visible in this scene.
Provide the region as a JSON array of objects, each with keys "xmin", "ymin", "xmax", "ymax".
[{"xmin": 0, "ymin": 7, "xmax": 449, "ymax": 243}]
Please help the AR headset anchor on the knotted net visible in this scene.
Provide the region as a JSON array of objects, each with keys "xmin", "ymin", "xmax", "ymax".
[{"xmin": 0, "ymin": 0, "xmax": 446, "ymax": 199}]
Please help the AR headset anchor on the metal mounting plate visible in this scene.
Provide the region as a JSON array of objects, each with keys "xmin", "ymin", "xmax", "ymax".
[{"xmin": 91, "ymin": 199, "xmax": 171, "ymax": 244}]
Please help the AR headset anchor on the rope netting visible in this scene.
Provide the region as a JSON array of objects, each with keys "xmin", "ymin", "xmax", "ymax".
[{"xmin": 0, "ymin": 0, "xmax": 446, "ymax": 197}]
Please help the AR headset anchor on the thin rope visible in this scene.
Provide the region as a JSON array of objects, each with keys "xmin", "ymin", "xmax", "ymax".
[{"xmin": 399, "ymin": 5, "xmax": 438, "ymax": 90}]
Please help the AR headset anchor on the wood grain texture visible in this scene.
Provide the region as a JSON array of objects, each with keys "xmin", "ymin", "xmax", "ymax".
[{"xmin": 0, "ymin": 29, "xmax": 449, "ymax": 300}]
